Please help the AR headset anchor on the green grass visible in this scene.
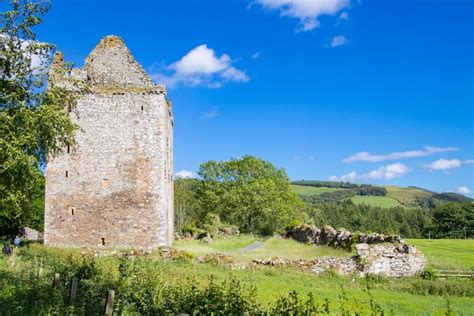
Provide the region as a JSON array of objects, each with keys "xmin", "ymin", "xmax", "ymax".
[
  {"xmin": 2, "ymin": 244, "xmax": 473, "ymax": 315},
  {"xmin": 234, "ymin": 238, "xmax": 352, "ymax": 262},
  {"xmin": 384, "ymin": 185, "xmax": 433, "ymax": 206},
  {"xmin": 291, "ymin": 184, "xmax": 347, "ymax": 196},
  {"xmin": 349, "ymin": 195, "xmax": 404, "ymax": 208},
  {"xmin": 173, "ymin": 234, "xmax": 259, "ymax": 256},
  {"xmin": 174, "ymin": 236, "xmax": 352, "ymax": 262},
  {"xmin": 407, "ymin": 239, "xmax": 474, "ymax": 270}
]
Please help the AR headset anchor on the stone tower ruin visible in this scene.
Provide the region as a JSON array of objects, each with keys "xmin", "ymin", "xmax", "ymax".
[{"xmin": 44, "ymin": 35, "xmax": 174, "ymax": 249}]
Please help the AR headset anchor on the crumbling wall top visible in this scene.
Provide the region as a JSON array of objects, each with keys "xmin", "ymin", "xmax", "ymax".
[{"xmin": 83, "ymin": 35, "xmax": 154, "ymax": 89}]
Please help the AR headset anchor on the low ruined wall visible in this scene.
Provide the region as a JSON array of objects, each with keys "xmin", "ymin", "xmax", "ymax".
[
  {"xmin": 283, "ymin": 225, "xmax": 425, "ymax": 277},
  {"xmin": 285, "ymin": 224, "xmax": 403, "ymax": 249},
  {"xmin": 355, "ymin": 243, "xmax": 425, "ymax": 277}
]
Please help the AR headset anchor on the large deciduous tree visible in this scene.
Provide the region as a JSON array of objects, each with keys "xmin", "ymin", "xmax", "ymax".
[
  {"xmin": 198, "ymin": 156, "xmax": 305, "ymax": 235},
  {"xmin": 0, "ymin": 0, "xmax": 78, "ymax": 237}
]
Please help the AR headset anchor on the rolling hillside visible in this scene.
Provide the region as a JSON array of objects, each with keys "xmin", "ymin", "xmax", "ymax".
[{"xmin": 291, "ymin": 181, "xmax": 471, "ymax": 208}]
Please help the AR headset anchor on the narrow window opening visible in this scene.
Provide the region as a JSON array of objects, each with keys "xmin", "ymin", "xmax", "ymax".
[
  {"xmin": 65, "ymin": 171, "xmax": 68, "ymax": 178},
  {"xmin": 71, "ymin": 208, "xmax": 75, "ymax": 216},
  {"xmin": 67, "ymin": 145, "xmax": 70, "ymax": 153},
  {"xmin": 141, "ymin": 106, "xmax": 144, "ymax": 111},
  {"xmin": 101, "ymin": 238, "xmax": 105, "ymax": 246}
]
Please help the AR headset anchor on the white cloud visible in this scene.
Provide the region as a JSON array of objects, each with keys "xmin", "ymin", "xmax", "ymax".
[
  {"xmin": 328, "ymin": 35, "xmax": 349, "ymax": 47},
  {"xmin": 456, "ymin": 186, "xmax": 471, "ymax": 195},
  {"xmin": 200, "ymin": 107, "xmax": 219, "ymax": 120},
  {"xmin": 329, "ymin": 171, "xmax": 357, "ymax": 182},
  {"xmin": 151, "ymin": 44, "xmax": 249, "ymax": 88},
  {"xmin": 251, "ymin": 52, "xmax": 261, "ymax": 59},
  {"xmin": 424, "ymin": 158, "xmax": 461, "ymax": 171},
  {"xmin": 463, "ymin": 159, "xmax": 474, "ymax": 165},
  {"xmin": 176, "ymin": 170, "xmax": 199, "ymax": 179},
  {"xmin": 255, "ymin": 0, "xmax": 350, "ymax": 32},
  {"xmin": 343, "ymin": 146, "xmax": 459, "ymax": 163},
  {"xmin": 362, "ymin": 163, "xmax": 411, "ymax": 180},
  {"xmin": 339, "ymin": 11, "xmax": 349, "ymax": 20}
]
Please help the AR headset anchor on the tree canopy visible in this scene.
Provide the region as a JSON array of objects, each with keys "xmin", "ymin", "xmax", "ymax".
[
  {"xmin": 0, "ymin": 0, "xmax": 77, "ymax": 236},
  {"xmin": 197, "ymin": 156, "xmax": 305, "ymax": 235}
]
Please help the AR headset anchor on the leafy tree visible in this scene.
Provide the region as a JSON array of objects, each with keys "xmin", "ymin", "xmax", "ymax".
[
  {"xmin": 198, "ymin": 156, "xmax": 305, "ymax": 235},
  {"xmin": 174, "ymin": 177, "xmax": 202, "ymax": 234},
  {"xmin": 0, "ymin": 0, "xmax": 78, "ymax": 236},
  {"xmin": 432, "ymin": 202, "xmax": 474, "ymax": 238}
]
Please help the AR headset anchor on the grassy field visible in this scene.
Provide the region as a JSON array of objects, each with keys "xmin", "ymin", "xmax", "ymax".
[
  {"xmin": 408, "ymin": 239, "xmax": 474, "ymax": 270},
  {"xmin": 173, "ymin": 234, "xmax": 260, "ymax": 256},
  {"xmin": 349, "ymin": 195, "xmax": 404, "ymax": 208},
  {"xmin": 290, "ymin": 184, "xmax": 347, "ymax": 196},
  {"xmin": 384, "ymin": 185, "xmax": 433, "ymax": 206},
  {"xmin": 1, "ymin": 242, "xmax": 473, "ymax": 315},
  {"xmin": 175, "ymin": 237, "xmax": 353, "ymax": 262}
]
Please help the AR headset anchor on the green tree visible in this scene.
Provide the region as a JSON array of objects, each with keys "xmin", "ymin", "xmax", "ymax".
[
  {"xmin": 433, "ymin": 202, "xmax": 473, "ymax": 238},
  {"xmin": 198, "ymin": 156, "xmax": 305, "ymax": 235},
  {"xmin": 174, "ymin": 177, "xmax": 202, "ymax": 234},
  {"xmin": 0, "ymin": 0, "xmax": 78, "ymax": 236}
]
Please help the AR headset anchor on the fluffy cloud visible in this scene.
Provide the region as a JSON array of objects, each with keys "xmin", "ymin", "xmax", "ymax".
[
  {"xmin": 330, "ymin": 163, "xmax": 410, "ymax": 182},
  {"xmin": 175, "ymin": 170, "xmax": 199, "ymax": 179},
  {"xmin": 255, "ymin": 0, "xmax": 350, "ymax": 32},
  {"xmin": 424, "ymin": 158, "xmax": 461, "ymax": 171},
  {"xmin": 343, "ymin": 146, "xmax": 458, "ymax": 163},
  {"xmin": 151, "ymin": 44, "xmax": 249, "ymax": 88},
  {"xmin": 463, "ymin": 159, "xmax": 474, "ymax": 165},
  {"xmin": 328, "ymin": 35, "xmax": 349, "ymax": 47},
  {"xmin": 362, "ymin": 163, "xmax": 411, "ymax": 180},
  {"xmin": 456, "ymin": 186, "xmax": 471, "ymax": 195},
  {"xmin": 329, "ymin": 171, "xmax": 357, "ymax": 182}
]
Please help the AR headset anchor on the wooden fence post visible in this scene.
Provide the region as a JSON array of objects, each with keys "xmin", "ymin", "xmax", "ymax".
[
  {"xmin": 37, "ymin": 267, "xmax": 43, "ymax": 279},
  {"xmin": 104, "ymin": 289, "xmax": 115, "ymax": 316},
  {"xmin": 52, "ymin": 273, "xmax": 60, "ymax": 288},
  {"xmin": 69, "ymin": 277, "xmax": 79, "ymax": 304}
]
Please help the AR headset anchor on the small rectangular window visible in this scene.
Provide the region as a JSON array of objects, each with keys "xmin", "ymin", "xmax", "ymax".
[
  {"xmin": 101, "ymin": 179, "xmax": 109, "ymax": 189},
  {"xmin": 101, "ymin": 238, "xmax": 105, "ymax": 246},
  {"xmin": 141, "ymin": 106, "xmax": 144, "ymax": 111},
  {"xmin": 67, "ymin": 145, "xmax": 70, "ymax": 153},
  {"xmin": 71, "ymin": 208, "xmax": 75, "ymax": 216},
  {"xmin": 65, "ymin": 171, "xmax": 68, "ymax": 178}
]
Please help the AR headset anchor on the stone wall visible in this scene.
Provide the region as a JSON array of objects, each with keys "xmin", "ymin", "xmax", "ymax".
[
  {"xmin": 44, "ymin": 36, "xmax": 173, "ymax": 250},
  {"xmin": 286, "ymin": 224, "xmax": 403, "ymax": 249},
  {"xmin": 284, "ymin": 225, "xmax": 425, "ymax": 277}
]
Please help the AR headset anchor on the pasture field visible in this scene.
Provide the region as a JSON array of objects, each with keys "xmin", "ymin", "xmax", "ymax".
[
  {"xmin": 290, "ymin": 184, "xmax": 347, "ymax": 196},
  {"xmin": 1, "ymin": 241, "xmax": 473, "ymax": 315},
  {"xmin": 349, "ymin": 195, "xmax": 404, "ymax": 208},
  {"xmin": 408, "ymin": 239, "xmax": 474, "ymax": 270},
  {"xmin": 175, "ymin": 236, "xmax": 353, "ymax": 262},
  {"xmin": 384, "ymin": 185, "xmax": 433, "ymax": 206}
]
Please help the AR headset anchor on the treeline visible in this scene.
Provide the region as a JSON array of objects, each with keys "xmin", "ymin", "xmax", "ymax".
[
  {"xmin": 292, "ymin": 180, "xmax": 360, "ymax": 189},
  {"xmin": 303, "ymin": 199, "xmax": 474, "ymax": 239},
  {"xmin": 176, "ymin": 159, "xmax": 474, "ymax": 238},
  {"xmin": 300, "ymin": 186, "xmax": 387, "ymax": 204},
  {"xmin": 305, "ymin": 200, "xmax": 432, "ymax": 238}
]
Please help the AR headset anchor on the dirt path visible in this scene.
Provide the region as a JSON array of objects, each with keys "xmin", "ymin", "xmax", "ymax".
[{"xmin": 234, "ymin": 241, "xmax": 265, "ymax": 253}]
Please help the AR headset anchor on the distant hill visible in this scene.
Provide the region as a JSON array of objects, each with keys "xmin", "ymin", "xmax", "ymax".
[{"xmin": 291, "ymin": 181, "xmax": 471, "ymax": 208}]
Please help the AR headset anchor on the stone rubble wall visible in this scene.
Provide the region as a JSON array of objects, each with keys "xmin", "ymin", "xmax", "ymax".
[
  {"xmin": 285, "ymin": 224, "xmax": 403, "ymax": 249},
  {"xmin": 283, "ymin": 225, "xmax": 425, "ymax": 277}
]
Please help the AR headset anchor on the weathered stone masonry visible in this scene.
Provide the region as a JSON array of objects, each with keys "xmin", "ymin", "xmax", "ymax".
[{"xmin": 44, "ymin": 35, "xmax": 174, "ymax": 249}]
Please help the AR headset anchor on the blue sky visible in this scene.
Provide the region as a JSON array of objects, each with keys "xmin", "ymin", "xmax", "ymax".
[{"xmin": 36, "ymin": 0, "xmax": 473, "ymax": 195}]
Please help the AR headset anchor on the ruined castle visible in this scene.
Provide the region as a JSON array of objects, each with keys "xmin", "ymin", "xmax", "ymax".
[{"xmin": 44, "ymin": 36, "xmax": 174, "ymax": 249}]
